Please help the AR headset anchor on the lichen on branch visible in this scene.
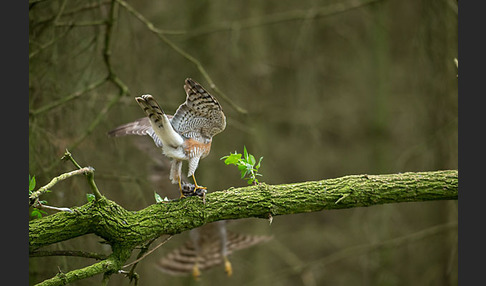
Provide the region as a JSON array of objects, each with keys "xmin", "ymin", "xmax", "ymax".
[
  {"xmin": 29, "ymin": 170, "xmax": 457, "ymax": 285},
  {"xmin": 29, "ymin": 170, "xmax": 457, "ymax": 253}
]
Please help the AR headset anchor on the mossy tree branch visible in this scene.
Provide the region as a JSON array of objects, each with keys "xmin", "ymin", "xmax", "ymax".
[
  {"xmin": 29, "ymin": 170, "xmax": 457, "ymax": 285},
  {"xmin": 29, "ymin": 167, "xmax": 93, "ymax": 206}
]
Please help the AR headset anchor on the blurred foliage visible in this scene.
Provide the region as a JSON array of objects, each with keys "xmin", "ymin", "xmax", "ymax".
[{"xmin": 29, "ymin": 0, "xmax": 457, "ymax": 285}]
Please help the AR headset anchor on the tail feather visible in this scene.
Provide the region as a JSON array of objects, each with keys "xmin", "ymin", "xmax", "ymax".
[
  {"xmin": 107, "ymin": 117, "xmax": 152, "ymax": 137},
  {"xmin": 136, "ymin": 95, "xmax": 184, "ymax": 148}
]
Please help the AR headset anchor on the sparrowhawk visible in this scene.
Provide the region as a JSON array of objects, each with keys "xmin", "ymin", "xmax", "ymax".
[{"xmin": 108, "ymin": 78, "xmax": 226, "ymax": 197}]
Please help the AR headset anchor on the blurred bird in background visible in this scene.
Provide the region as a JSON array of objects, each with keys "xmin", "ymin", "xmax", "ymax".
[{"xmin": 155, "ymin": 221, "xmax": 272, "ymax": 279}]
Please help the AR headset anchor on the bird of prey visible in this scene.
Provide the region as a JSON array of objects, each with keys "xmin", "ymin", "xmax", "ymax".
[
  {"xmin": 155, "ymin": 221, "xmax": 272, "ymax": 279},
  {"xmin": 108, "ymin": 78, "xmax": 226, "ymax": 197}
]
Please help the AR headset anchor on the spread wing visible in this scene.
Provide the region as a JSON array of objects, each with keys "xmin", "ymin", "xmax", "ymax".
[
  {"xmin": 107, "ymin": 117, "xmax": 164, "ymax": 148},
  {"xmin": 170, "ymin": 78, "xmax": 226, "ymax": 141},
  {"xmin": 155, "ymin": 229, "xmax": 272, "ymax": 276}
]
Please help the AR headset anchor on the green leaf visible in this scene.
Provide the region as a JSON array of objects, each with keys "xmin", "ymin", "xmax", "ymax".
[
  {"xmin": 154, "ymin": 192, "xmax": 169, "ymax": 203},
  {"xmin": 31, "ymin": 208, "xmax": 47, "ymax": 219},
  {"xmin": 243, "ymin": 146, "xmax": 249, "ymax": 161},
  {"xmin": 154, "ymin": 192, "xmax": 163, "ymax": 203},
  {"xmin": 31, "ymin": 209, "xmax": 41, "ymax": 218},
  {"xmin": 241, "ymin": 171, "xmax": 248, "ymax": 179},
  {"xmin": 248, "ymin": 154, "xmax": 256, "ymax": 166},
  {"xmin": 238, "ymin": 165, "xmax": 248, "ymax": 178},
  {"xmin": 29, "ymin": 175, "xmax": 36, "ymax": 193},
  {"xmin": 224, "ymin": 153, "xmax": 242, "ymax": 165},
  {"xmin": 256, "ymin": 157, "xmax": 263, "ymax": 170},
  {"xmin": 86, "ymin": 193, "xmax": 95, "ymax": 202}
]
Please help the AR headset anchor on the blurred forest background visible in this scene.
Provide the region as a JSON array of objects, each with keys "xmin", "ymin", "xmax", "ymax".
[{"xmin": 29, "ymin": 0, "xmax": 458, "ymax": 285}]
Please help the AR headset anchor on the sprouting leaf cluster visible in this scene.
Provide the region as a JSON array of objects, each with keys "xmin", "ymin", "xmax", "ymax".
[
  {"xmin": 154, "ymin": 192, "xmax": 169, "ymax": 203},
  {"xmin": 29, "ymin": 175, "xmax": 48, "ymax": 219},
  {"xmin": 220, "ymin": 146, "xmax": 263, "ymax": 185}
]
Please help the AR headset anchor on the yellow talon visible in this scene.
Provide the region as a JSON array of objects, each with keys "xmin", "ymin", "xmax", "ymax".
[
  {"xmin": 178, "ymin": 178, "xmax": 186, "ymax": 198},
  {"xmin": 224, "ymin": 256, "xmax": 233, "ymax": 277},
  {"xmin": 192, "ymin": 175, "xmax": 207, "ymax": 192},
  {"xmin": 192, "ymin": 263, "xmax": 201, "ymax": 280}
]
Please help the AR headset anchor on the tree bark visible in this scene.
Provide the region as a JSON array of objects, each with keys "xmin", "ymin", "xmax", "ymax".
[{"xmin": 29, "ymin": 170, "xmax": 457, "ymax": 285}]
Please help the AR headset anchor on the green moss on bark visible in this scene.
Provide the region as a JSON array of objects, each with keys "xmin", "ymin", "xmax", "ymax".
[{"xmin": 30, "ymin": 170, "xmax": 457, "ymax": 285}]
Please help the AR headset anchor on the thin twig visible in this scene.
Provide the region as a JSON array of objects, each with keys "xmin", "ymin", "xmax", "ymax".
[
  {"xmin": 116, "ymin": 0, "xmax": 247, "ymax": 115},
  {"xmin": 29, "ymin": 0, "xmax": 70, "ymax": 59},
  {"xmin": 255, "ymin": 221, "xmax": 457, "ymax": 285},
  {"xmin": 101, "ymin": 272, "xmax": 111, "ymax": 286},
  {"xmin": 122, "ymin": 235, "xmax": 173, "ymax": 268},
  {"xmin": 29, "ymin": 167, "xmax": 93, "ymax": 205},
  {"xmin": 29, "ymin": 25, "xmax": 73, "ymax": 59},
  {"xmin": 183, "ymin": 0, "xmax": 383, "ymax": 38},
  {"xmin": 67, "ymin": 87, "xmax": 127, "ymax": 152},
  {"xmin": 30, "ymin": 77, "xmax": 107, "ymax": 116},
  {"xmin": 118, "ymin": 270, "xmax": 139, "ymax": 285},
  {"xmin": 32, "ymin": 1, "xmax": 111, "ymax": 27},
  {"xmin": 124, "ymin": 237, "xmax": 158, "ymax": 283},
  {"xmin": 62, "ymin": 150, "xmax": 103, "ymax": 200},
  {"xmin": 61, "ymin": 149, "xmax": 82, "ymax": 169},
  {"xmin": 53, "ymin": 0, "xmax": 68, "ymax": 24},
  {"xmin": 68, "ymin": 0, "xmax": 129, "ymax": 150},
  {"xmin": 85, "ymin": 171, "xmax": 102, "ymax": 201},
  {"xmin": 29, "ymin": 0, "xmax": 50, "ymax": 5},
  {"xmin": 42, "ymin": 0, "xmax": 129, "ymax": 174},
  {"xmin": 38, "ymin": 203, "xmax": 74, "ymax": 213},
  {"xmin": 103, "ymin": 0, "xmax": 120, "ymax": 80},
  {"xmin": 30, "ymin": 250, "xmax": 108, "ymax": 260},
  {"xmin": 54, "ymin": 20, "xmax": 108, "ymax": 27}
]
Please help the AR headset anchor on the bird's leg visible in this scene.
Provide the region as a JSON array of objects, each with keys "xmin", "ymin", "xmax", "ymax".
[
  {"xmin": 191, "ymin": 174, "xmax": 207, "ymax": 193},
  {"xmin": 192, "ymin": 262, "xmax": 201, "ymax": 280},
  {"xmin": 178, "ymin": 178, "xmax": 185, "ymax": 199},
  {"xmin": 224, "ymin": 256, "xmax": 233, "ymax": 277},
  {"xmin": 190, "ymin": 228, "xmax": 202, "ymax": 280},
  {"xmin": 217, "ymin": 221, "xmax": 232, "ymax": 276}
]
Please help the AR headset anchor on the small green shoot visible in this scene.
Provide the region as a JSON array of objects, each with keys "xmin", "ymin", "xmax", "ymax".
[
  {"xmin": 86, "ymin": 193, "xmax": 95, "ymax": 203},
  {"xmin": 31, "ymin": 208, "xmax": 48, "ymax": 219},
  {"xmin": 220, "ymin": 146, "xmax": 263, "ymax": 185},
  {"xmin": 29, "ymin": 174, "xmax": 48, "ymax": 219},
  {"xmin": 154, "ymin": 192, "xmax": 169, "ymax": 203},
  {"xmin": 29, "ymin": 174, "xmax": 51, "ymax": 218},
  {"xmin": 29, "ymin": 174, "xmax": 36, "ymax": 195}
]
